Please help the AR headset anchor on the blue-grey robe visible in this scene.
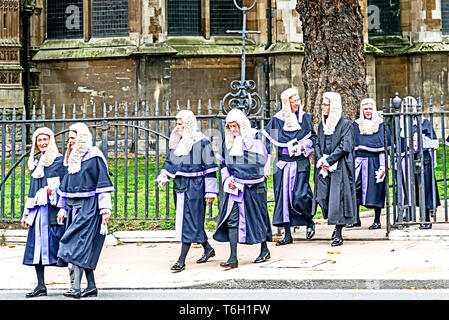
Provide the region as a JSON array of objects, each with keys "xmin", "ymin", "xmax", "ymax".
[
  {"xmin": 23, "ymin": 155, "xmax": 67, "ymax": 266},
  {"xmin": 312, "ymin": 117, "xmax": 358, "ymax": 225},
  {"xmin": 160, "ymin": 133, "xmax": 218, "ymax": 243},
  {"xmin": 213, "ymin": 130, "xmax": 272, "ymax": 244},
  {"xmin": 354, "ymin": 122, "xmax": 391, "ymax": 209},
  {"xmin": 398, "ymin": 118, "xmax": 440, "ymax": 210},
  {"xmin": 56, "ymin": 147, "xmax": 113, "ymax": 270},
  {"xmin": 263, "ymin": 111, "xmax": 316, "ymax": 227}
]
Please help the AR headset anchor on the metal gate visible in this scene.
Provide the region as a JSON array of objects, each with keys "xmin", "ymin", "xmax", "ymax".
[
  {"xmin": 0, "ymin": 100, "xmax": 275, "ymax": 223},
  {"xmin": 382, "ymin": 93, "xmax": 449, "ymax": 234}
]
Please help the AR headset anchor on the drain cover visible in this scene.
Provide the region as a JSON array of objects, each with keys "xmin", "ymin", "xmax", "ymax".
[{"xmin": 260, "ymin": 259, "xmax": 331, "ymax": 268}]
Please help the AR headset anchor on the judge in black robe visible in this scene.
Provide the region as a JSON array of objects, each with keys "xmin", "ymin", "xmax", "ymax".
[
  {"xmin": 262, "ymin": 88, "xmax": 316, "ymax": 244},
  {"xmin": 156, "ymin": 110, "xmax": 218, "ymax": 272},
  {"xmin": 213, "ymin": 108, "xmax": 272, "ymax": 268},
  {"xmin": 352, "ymin": 98, "xmax": 391, "ymax": 230},
  {"xmin": 21, "ymin": 127, "xmax": 67, "ymax": 298},
  {"xmin": 312, "ymin": 92, "xmax": 357, "ymax": 247},
  {"xmin": 56, "ymin": 123, "xmax": 113, "ymax": 299}
]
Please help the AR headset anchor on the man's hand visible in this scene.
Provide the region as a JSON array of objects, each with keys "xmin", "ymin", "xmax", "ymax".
[
  {"xmin": 228, "ymin": 179, "xmax": 237, "ymax": 190},
  {"xmin": 264, "ymin": 166, "xmax": 270, "ymax": 178},
  {"xmin": 156, "ymin": 174, "xmax": 168, "ymax": 187},
  {"xmin": 102, "ymin": 211, "xmax": 111, "ymax": 224},
  {"xmin": 57, "ymin": 214, "xmax": 65, "ymax": 225},
  {"xmin": 206, "ymin": 197, "xmax": 215, "ymax": 205},
  {"xmin": 21, "ymin": 216, "xmax": 29, "ymax": 229}
]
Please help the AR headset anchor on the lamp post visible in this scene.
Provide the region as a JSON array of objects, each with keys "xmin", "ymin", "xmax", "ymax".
[
  {"xmin": 221, "ymin": 0, "xmax": 262, "ymax": 116},
  {"xmin": 20, "ymin": 0, "xmax": 35, "ymax": 144}
]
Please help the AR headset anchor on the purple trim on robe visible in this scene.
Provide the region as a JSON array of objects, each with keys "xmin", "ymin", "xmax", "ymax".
[
  {"xmin": 261, "ymin": 130, "xmax": 289, "ymax": 148},
  {"xmin": 355, "ymin": 145, "xmax": 385, "ymax": 153},
  {"xmin": 221, "ymin": 189, "xmax": 247, "ymax": 243},
  {"xmin": 220, "ymin": 167, "xmax": 231, "ymax": 182},
  {"xmin": 276, "ymin": 160, "xmax": 298, "ymax": 223},
  {"xmin": 32, "ymin": 205, "xmax": 50, "ymax": 265},
  {"xmin": 244, "ymin": 138, "xmax": 269, "ymax": 161},
  {"xmin": 216, "ymin": 154, "xmax": 226, "ymax": 163},
  {"xmin": 56, "ymin": 193, "xmax": 66, "ymax": 209},
  {"xmin": 81, "ymin": 146, "xmax": 109, "ymax": 169},
  {"xmin": 379, "ymin": 153, "xmax": 385, "ymax": 168},
  {"xmin": 301, "ymin": 138, "xmax": 314, "ymax": 157},
  {"xmin": 57, "ymin": 186, "xmax": 115, "ymax": 198},
  {"xmin": 160, "ymin": 167, "xmax": 218, "ymax": 179},
  {"xmin": 174, "ymin": 192, "xmax": 185, "ymax": 242},
  {"xmin": 233, "ymin": 176, "xmax": 265, "ymax": 185},
  {"xmin": 355, "ymin": 157, "xmax": 368, "ymax": 205},
  {"xmin": 205, "ymin": 177, "xmax": 218, "ymax": 194},
  {"xmin": 98, "ymin": 192, "xmax": 112, "ymax": 212},
  {"xmin": 72, "ymin": 208, "xmax": 79, "ymax": 222}
]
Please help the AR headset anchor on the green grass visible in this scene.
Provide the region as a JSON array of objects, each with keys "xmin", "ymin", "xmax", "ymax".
[{"xmin": 2, "ymin": 146, "xmax": 449, "ymax": 231}]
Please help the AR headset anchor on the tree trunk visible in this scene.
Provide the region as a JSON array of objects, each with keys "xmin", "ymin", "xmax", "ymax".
[{"xmin": 296, "ymin": 0, "xmax": 367, "ymax": 128}]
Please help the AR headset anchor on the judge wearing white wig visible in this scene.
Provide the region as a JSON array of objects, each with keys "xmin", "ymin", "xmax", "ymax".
[
  {"xmin": 156, "ymin": 110, "xmax": 219, "ymax": 272},
  {"xmin": 213, "ymin": 108, "xmax": 272, "ymax": 268},
  {"xmin": 312, "ymin": 92, "xmax": 357, "ymax": 246},
  {"xmin": 56, "ymin": 122, "xmax": 113, "ymax": 299},
  {"xmin": 21, "ymin": 127, "xmax": 67, "ymax": 298},
  {"xmin": 262, "ymin": 88, "xmax": 316, "ymax": 244},
  {"xmin": 351, "ymin": 98, "xmax": 391, "ymax": 230}
]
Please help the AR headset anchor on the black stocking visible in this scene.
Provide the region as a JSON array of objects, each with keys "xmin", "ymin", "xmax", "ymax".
[{"xmin": 177, "ymin": 242, "xmax": 191, "ymax": 266}]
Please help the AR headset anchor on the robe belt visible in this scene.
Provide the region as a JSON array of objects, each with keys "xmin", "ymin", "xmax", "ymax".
[
  {"xmin": 277, "ymin": 153, "xmax": 307, "ymax": 162},
  {"xmin": 355, "ymin": 150, "xmax": 382, "ymax": 158}
]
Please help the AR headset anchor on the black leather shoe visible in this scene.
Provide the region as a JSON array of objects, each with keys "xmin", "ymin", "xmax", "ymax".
[
  {"xmin": 368, "ymin": 222, "xmax": 381, "ymax": 230},
  {"xmin": 254, "ymin": 251, "xmax": 271, "ymax": 263},
  {"xmin": 331, "ymin": 238, "xmax": 343, "ymax": 247},
  {"xmin": 419, "ymin": 223, "xmax": 432, "ymax": 230},
  {"xmin": 63, "ymin": 288, "xmax": 81, "ymax": 299},
  {"xmin": 331, "ymin": 229, "xmax": 336, "ymax": 240},
  {"xmin": 220, "ymin": 260, "xmax": 238, "ymax": 269},
  {"xmin": 276, "ymin": 237, "xmax": 293, "ymax": 246},
  {"xmin": 25, "ymin": 286, "xmax": 47, "ymax": 298},
  {"xmin": 196, "ymin": 249, "xmax": 216, "ymax": 264},
  {"xmin": 170, "ymin": 262, "xmax": 185, "ymax": 272},
  {"xmin": 81, "ymin": 288, "xmax": 98, "ymax": 298},
  {"xmin": 306, "ymin": 225, "xmax": 315, "ymax": 239}
]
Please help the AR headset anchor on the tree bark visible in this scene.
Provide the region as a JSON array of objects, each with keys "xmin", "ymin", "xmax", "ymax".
[{"xmin": 296, "ymin": 0, "xmax": 367, "ymax": 128}]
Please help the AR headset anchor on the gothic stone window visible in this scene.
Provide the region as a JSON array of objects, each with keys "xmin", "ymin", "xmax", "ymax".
[
  {"xmin": 210, "ymin": 0, "xmax": 242, "ymax": 35},
  {"xmin": 167, "ymin": 0, "xmax": 243, "ymax": 36},
  {"xmin": 47, "ymin": 0, "xmax": 84, "ymax": 39},
  {"xmin": 443, "ymin": 0, "xmax": 449, "ymax": 35},
  {"xmin": 47, "ymin": 0, "xmax": 129, "ymax": 40},
  {"xmin": 167, "ymin": 0, "xmax": 202, "ymax": 35},
  {"xmin": 367, "ymin": 0, "xmax": 401, "ymax": 37}
]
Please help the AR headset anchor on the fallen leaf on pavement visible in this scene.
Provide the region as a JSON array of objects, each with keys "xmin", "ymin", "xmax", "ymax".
[
  {"xmin": 136, "ymin": 242, "xmax": 143, "ymax": 246},
  {"xmin": 45, "ymin": 281, "xmax": 56, "ymax": 285},
  {"xmin": 8, "ymin": 245, "xmax": 15, "ymax": 248},
  {"xmin": 331, "ymin": 260, "xmax": 336, "ymax": 264},
  {"xmin": 410, "ymin": 287, "xmax": 417, "ymax": 290}
]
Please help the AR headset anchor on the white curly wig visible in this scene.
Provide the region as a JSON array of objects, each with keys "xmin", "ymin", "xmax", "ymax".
[
  {"xmin": 322, "ymin": 92, "xmax": 342, "ymax": 135},
  {"xmin": 356, "ymin": 98, "xmax": 383, "ymax": 135},
  {"xmin": 27, "ymin": 127, "xmax": 60, "ymax": 171},
  {"xmin": 64, "ymin": 122, "xmax": 93, "ymax": 174},
  {"xmin": 280, "ymin": 87, "xmax": 304, "ymax": 131},
  {"xmin": 225, "ymin": 108, "xmax": 254, "ymax": 150},
  {"xmin": 168, "ymin": 110, "xmax": 198, "ymax": 154}
]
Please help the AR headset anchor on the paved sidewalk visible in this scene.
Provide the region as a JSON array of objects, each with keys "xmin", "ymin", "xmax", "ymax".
[{"xmin": 3, "ymin": 210, "xmax": 449, "ymax": 292}]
